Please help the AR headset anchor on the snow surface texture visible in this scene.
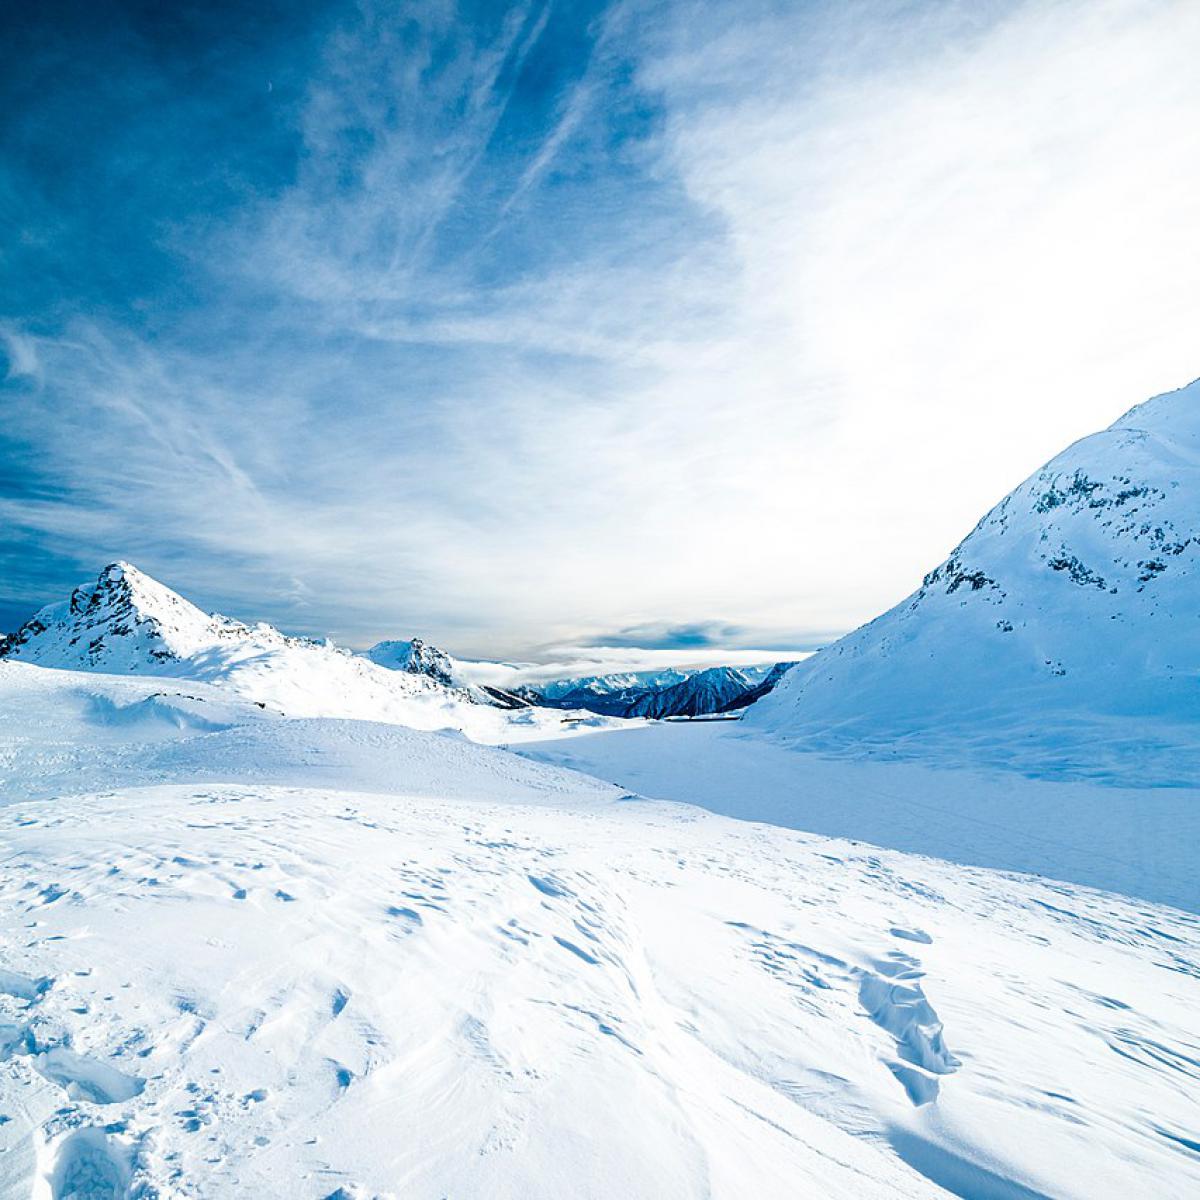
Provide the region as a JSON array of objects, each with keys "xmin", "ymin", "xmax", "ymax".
[
  {"xmin": 518, "ymin": 721, "xmax": 1200, "ymax": 913},
  {"xmin": 2, "ymin": 662, "xmax": 1200, "ymax": 1198},
  {"xmin": 0, "ymin": 565, "xmax": 611, "ymax": 745},
  {"xmin": 750, "ymin": 379, "xmax": 1200, "ymax": 785}
]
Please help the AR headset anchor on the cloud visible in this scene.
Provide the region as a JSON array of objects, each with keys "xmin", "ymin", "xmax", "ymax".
[
  {"xmin": 0, "ymin": 325, "xmax": 40, "ymax": 382},
  {"xmin": 2, "ymin": 0, "xmax": 1198, "ymax": 656}
]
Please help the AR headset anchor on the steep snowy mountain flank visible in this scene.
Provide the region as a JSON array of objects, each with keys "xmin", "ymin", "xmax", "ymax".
[
  {"xmin": 0, "ymin": 564, "xmax": 602, "ymax": 743},
  {"xmin": 750, "ymin": 379, "xmax": 1200, "ymax": 784},
  {"xmin": 1, "ymin": 662, "xmax": 1199, "ymax": 1199}
]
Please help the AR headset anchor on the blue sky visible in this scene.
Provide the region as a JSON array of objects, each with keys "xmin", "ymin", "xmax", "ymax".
[{"xmin": 3, "ymin": 0, "xmax": 1199, "ymax": 656}]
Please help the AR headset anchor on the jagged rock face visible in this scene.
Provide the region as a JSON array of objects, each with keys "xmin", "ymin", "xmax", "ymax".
[
  {"xmin": 0, "ymin": 562, "xmax": 228, "ymax": 670},
  {"xmin": 623, "ymin": 667, "xmax": 753, "ymax": 719},
  {"xmin": 0, "ymin": 565, "xmax": 537, "ymax": 735},
  {"xmin": 721, "ymin": 661, "xmax": 799, "ymax": 712},
  {"xmin": 525, "ymin": 665, "xmax": 790, "ymax": 719},
  {"xmin": 749, "ymin": 379, "xmax": 1200, "ymax": 772},
  {"xmin": 367, "ymin": 638, "xmax": 457, "ymax": 687}
]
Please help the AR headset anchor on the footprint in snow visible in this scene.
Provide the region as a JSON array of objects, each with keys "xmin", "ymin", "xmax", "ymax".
[
  {"xmin": 43, "ymin": 1126, "xmax": 131, "ymax": 1200},
  {"xmin": 890, "ymin": 927, "xmax": 933, "ymax": 945},
  {"xmin": 857, "ymin": 950, "xmax": 960, "ymax": 1106},
  {"xmin": 528, "ymin": 874, "xmax": 571, "ymax": 898}
]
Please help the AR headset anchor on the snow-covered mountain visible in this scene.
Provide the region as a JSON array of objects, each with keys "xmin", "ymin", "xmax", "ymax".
[
  {"xmin": 0, "ymin": 564, "xmax": 578, "ymax": 741},
  {"xmin": 522, "ymin": 664, "xmax": 785, "ymax": 718},
  {"xmin": 0, "ymin": 561, "xmax": 272, "ymax": 670},
  {"xmin": 623, "ymin": 666, "xmax": 753, "ymax": 718},
  {"xmin": 366, "ymin": 636, "xmax": 458, "ymax": 685},
  {"xmin": 366, "ymin": 636, "xmax": 532, "ymax": 709},
  {"xmin": 720, "ymin": 660, "xmax": 799, "ymax": 712},
  {"xmin": 535, "ymin": 667, "xmax": 694, "ymax": 703},
  {"xmin": 749, "ymin": 379, "xmax": 1200, "ymax": 781}
]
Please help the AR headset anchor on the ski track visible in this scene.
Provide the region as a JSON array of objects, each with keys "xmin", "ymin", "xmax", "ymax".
[{"xmin": 1, "ymin": 784, "xmax": 1199, "ymax": 1199}]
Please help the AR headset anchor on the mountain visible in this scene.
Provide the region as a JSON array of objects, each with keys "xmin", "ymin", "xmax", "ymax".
[
  {"xmin": 366, "ymin": 636, "xmax": 532, "ymax": 709},
  {"xmin": 367, "ymin": 636, "xmax": 457, "ymax": 685},
  {"xmin": 748, "ymin": 378, "xmax": 1200, "ymax": 781},
  {"xmin": 720, "ymin": 660, "xmax": 799, "ymax": 711},
  {"xmin": 0, "ymin": 561, "xmax": 263, "ymax": 670},
  {"xmin": 535, "ymin": 667, "xmax": 693, "ymax": 703},
  {"xmin": 522, "ymin": 664, "xmax": 785, "ymax": 718},
  {"xmin": 0, "ymin": 564, "xmax": 562, "ymax": 739},
  {"xmin": 623, "ymin": 666, "xmax": 753, "ymax": 718}
]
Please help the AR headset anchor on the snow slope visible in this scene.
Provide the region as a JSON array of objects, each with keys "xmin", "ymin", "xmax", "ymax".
[
  {"xmin": 748, "ymin": 380, "xmax": 1200, "ymax": 784},
  {"xmin": 517, "ymin": 720, "xmax": 1200, "ymax": 913},
  {"xmin": 0, "ymin": 565, "xmax": 599, "ymax": 744},
  {"xmin": 2, "ymin": 662, "xmax": 1200, "ymax": 1199}
]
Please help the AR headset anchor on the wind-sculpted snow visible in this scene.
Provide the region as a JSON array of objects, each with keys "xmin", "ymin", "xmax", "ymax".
[
  {"xmin": 2, "ymin": 663, "xmax": 1200, "ymax": 1197},
  {"xmin": 3, "ymin": 785, "xmax": 1199, "ymax": 1198},
  {"xmin": 0, "ymin": 662, "xmax": 617, "ymax": 806},
  {"xmin": 750, "ymin": 379, "xmax": 1200, "ymax": 785}
]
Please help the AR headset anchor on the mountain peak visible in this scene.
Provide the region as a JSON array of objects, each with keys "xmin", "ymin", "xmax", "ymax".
[
  {"xmin": 2, "ymin": 562, "xmax": 219, "ymax": 670},
  {"xmin": 748, "ymin": 377, "xmax": 1200, "ymax": 781},
  {"xmin": 366, "ymin": 637, "xmax": 457, "ymax": 687}
]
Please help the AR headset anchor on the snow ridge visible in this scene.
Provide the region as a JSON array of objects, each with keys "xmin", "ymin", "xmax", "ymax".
[{"xmin": 0, "ymin": 566, "xmax": 590, "ymax": 741}]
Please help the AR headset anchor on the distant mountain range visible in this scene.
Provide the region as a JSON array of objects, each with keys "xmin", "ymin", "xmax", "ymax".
[
  {"xmin": 365, "ymin": 641, "xmax": 798, "ymax": 720},
  {"xmin": 512, "ymin": 663, "xmax": 797, "ymax": 718},
  {"xmin": 367, "ymin": 638, "xmax": 795, "ymax": 719},
  {"xmin": 0, "ymin": 563, "xmax": 789, "ymax": 728}
]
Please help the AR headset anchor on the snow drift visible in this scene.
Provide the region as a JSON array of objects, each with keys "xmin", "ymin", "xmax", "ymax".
[{"xmin": 1, "ymin": 660, "xmax": 1199, "ymax": 1199}]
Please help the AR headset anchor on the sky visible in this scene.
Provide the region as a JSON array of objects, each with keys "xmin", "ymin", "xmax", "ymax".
[{"xmin": 2, "ymin": 0, "xmax": 1199, "ymax": 658}]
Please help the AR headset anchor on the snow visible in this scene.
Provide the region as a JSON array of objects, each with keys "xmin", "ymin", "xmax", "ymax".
[
  {"xmin": 428, "ymin": 654, "xmax": 798, "ymax": 697},
  {"xmin": 621, "ymin": 667, "xmax": 755, "ymax": 718},
  {"xmin": 516, "ymin": 720, "xmax": 1200, "ymax": 913},
  {"xmin": 2, "ymin": 383, "xmax": 1199, "ymax": 1197},
  {"xmin": 2, "ymin": 662, "xmax": 1200, "ymax": 1198},
  {"xmin": 0, "ymin": 568, "xmax": 615, "ymax": 747},
  {"xmin": 749, "ymin": 379, "xmax": 1200, "ymax": 785}
]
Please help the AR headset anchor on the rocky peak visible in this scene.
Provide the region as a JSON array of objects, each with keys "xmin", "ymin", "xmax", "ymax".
[
  {"xmin": 1, "ymin": 562, "xmax": 221, "ymax": 669},
  {"xmin": 366, "ymin": 638, "xmax": 457, "ymax": 687}
]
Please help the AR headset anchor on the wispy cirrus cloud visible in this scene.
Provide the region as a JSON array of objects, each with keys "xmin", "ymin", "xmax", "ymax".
[{"xmin": 2, "ymin": 0, "xmax": 1198, "ymax": 656}]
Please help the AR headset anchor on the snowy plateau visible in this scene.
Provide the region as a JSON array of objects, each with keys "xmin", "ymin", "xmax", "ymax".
[{"xmin": 0, "ymin": 381, "xmax": 1199, "ymax": 1200}]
